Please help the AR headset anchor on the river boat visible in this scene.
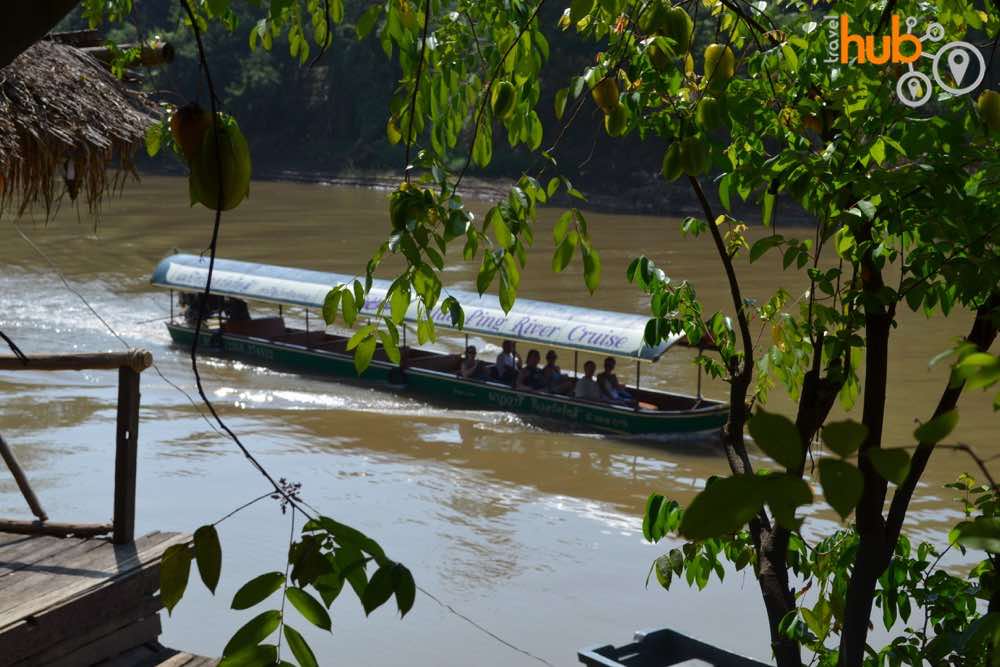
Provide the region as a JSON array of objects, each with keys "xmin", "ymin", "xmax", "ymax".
[{"xmin": 151, "ymin": 254, "xmax": 728, "ymax": 435}]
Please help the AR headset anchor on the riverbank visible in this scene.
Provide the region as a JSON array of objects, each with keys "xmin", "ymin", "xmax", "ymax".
[{"xmin": 141, "ymin": 162, "xmax": 815, "ymax": 223}]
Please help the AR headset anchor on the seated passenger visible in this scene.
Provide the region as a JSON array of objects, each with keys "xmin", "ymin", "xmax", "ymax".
[
  {"xmin": 516, "ymin": 350, "xmax": 547, "ymax": 391},
  {"xmin": 459, "ymin": 345, "xmax": 485, "ymax": 380},
  {"xmin": 542, "ymin": 350, "xmax": 573, "ymax": 394},
  {"xmin": 573, "ymin": 360, "xmax": 602, "ymax": 401},
  {"xmin": 598, "ymin": 356, "xmax": 632, "ymax": 403},
  {"xmin": 224, "ymin": 298, "xmax": 251, "ymax": 321},
  {"xmin": 493, "ymin": 339, "xmax": 521, "ymax": 383}
]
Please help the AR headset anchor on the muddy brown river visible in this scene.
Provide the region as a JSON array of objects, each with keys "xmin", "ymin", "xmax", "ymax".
[{"xmin": 0, "ymin": 176, "xmax": 994, "ymax": 665}]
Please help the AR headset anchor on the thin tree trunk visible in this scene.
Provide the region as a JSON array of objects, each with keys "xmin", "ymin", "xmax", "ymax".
[
  {"xmin": 841, "ymin": 293, "xmax": 1000, "ymax": 665},
  {"xmin": 686, "ymin": 176, "xmax": 802, "ymax": 667},
  {"xmin": 839, "ymin": 237, "xmax": 893, "ymax": 665}
]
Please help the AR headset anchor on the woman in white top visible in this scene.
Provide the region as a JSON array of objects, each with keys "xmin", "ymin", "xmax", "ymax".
[
  {"xmin": 574, "ymin": 360, "xmax": 602, "ymax": 401},
  {"xmin": 494, "ymin": 340, "xmax": 521, "ymax": 382}
]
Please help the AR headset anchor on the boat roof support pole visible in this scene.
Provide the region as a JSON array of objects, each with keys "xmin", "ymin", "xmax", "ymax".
[
  {"xmin": 169, "ymin": 290, "xmax": 174, "ymax": 324},
  {"xmin": 635, "ymin": 359, "xmax": 641, "ymax": 412},
  {"xmin": 696, "ymin": 342, "xmax": 704, "ymax": 400},
  {"xmin": 574, "ymin": 351, "xmax": 578, "ymax": 378}
]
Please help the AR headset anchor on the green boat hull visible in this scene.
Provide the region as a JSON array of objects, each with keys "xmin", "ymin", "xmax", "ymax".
[{"xmin": 168, "ymin": 325, "xmax": 727, "ymax": 435}]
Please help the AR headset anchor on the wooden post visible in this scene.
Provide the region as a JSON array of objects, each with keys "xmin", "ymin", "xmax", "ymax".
[
  {"xmin": 0, "ymin": 435, "xmax": 48, "ymax": 521},
  {"xmin": 113, "ymin": 367, "xmax": 140, "ymax": 544}
]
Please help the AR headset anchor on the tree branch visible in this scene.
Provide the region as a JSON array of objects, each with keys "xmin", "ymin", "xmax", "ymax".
[{"xmin": 884, "ymin": 293, "xmax": 1000, "ymax": 545}]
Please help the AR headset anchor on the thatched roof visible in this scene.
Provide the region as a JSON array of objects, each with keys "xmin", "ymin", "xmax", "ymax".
[{"xmin": 0, "ymin": 39, "xmax": 158, "ymax": 217}]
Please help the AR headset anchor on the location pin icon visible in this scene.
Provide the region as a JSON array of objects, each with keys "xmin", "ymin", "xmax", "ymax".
[{"xmin": 947, "ymin": 49, "xmax": 970, "ymax": 85}]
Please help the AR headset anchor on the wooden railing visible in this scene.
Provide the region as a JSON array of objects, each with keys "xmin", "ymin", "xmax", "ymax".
[{"xmin": 0, "ymin": 349, "xmax": 153, "ymax": 544}]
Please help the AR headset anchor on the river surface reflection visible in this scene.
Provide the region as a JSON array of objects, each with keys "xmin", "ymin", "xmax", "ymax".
[{"xmin": 0, "ymin": 176, "xmax": 993, "ymax": 665}]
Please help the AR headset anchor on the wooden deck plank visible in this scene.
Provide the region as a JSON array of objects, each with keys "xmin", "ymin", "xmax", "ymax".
[
  {"xmin": 43, "ymin": 614, "xmax": 162, "ymax": 667},
  {"xmin": 9, "ymin": 596, "xmax": 162, "ymax": 666},
  {"xmin": 0, "ymin": 534, "xmax": 78, "ymax": 577},
  {"xmin": 0, "ymin": 533, "xmax": 178, "ymax": 632},
  {"xmin": 0, "ymin": 534, "xmax": 190, "ymax": 632},
  {"xmin": 0, "ymin": 537, "xmax": 112, "ymax": 599},
  {"xmin": 0, "ymin": 531, "xmax": 207, "ymax": 666},
  {"xmin": 0, "ymin": 561, "xmax": 162, "ymax": 662}
]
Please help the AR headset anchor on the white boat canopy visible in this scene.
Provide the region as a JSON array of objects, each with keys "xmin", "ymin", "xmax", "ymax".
[{"xmin": 151, "ymin": 254, "xmax": 683, "ymax": 361}]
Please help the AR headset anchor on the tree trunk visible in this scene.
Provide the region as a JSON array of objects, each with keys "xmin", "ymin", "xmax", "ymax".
[{"xmin": 838, "ymin": 303, "xmax": 893, "ymax": 665}]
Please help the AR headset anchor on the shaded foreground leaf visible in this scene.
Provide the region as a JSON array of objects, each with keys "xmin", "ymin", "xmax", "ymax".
[
  {"xmin": 914, "ymin": 409, "xmax": 959, "ymax": 445},
  {"xmin": 193, "ymin": 524, "xmax": 222, "ymax": 593},
  {"xmin": 748, "ymin": 409, "xmax": 803, "ymax": 470},
  {"xmin": 160, "ymin": 543, "xmax": 192, "ymax": 615},
  {"xmin": 679, "ymin": 475, "xmax": 765, "ymax": 540},
  {"xmin": 866, "ymin": 448, "xmax": 911, "ymax": 485},
  {"xmin": 361, "ymin": 564, "xmax": 394, "ymax": 615},
  {"xmin": 821, "ymin": 420, "xmax": 868, "ymax": 458},
  {"xmin": 223, "ymin": 610, "xmax": 282, "ymax": 657},
  {"xmin": 218, "ymin": 643, "xmax": 278, "ymax": 667},
  {"xmin": 818, "ymin": 459, "xmax": 863, "ymax": 519},
  {"xmin": 286, "ymin": 587, "xmax": 332, "ymax": 631},
  {"xmin": 284, "ymin": 625, "xmax": 319, "ymax": 667},
  {"xmin": 232, "ymin": 572, "xmax": 285, "ymax": 610}
]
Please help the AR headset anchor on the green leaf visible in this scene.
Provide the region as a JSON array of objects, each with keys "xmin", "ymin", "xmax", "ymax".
[
  {"xmin": 954, "ymin": 518, "xmax": 1000, "ymax": 552},
  {"xmin": 322, "ymin": 289, "xmax": 340, "ymax": 325},
  {"xmin": 821, "ymin": 420, "xmax": 868, "ymax": 458},
  {"xmin": 231, "ymin": 572, "xmax": 285, "ymax": 610},
  {"xmin": 747, "ymin": 409, "xmax": 803, "ymax": 470},
  {"xmin": 582, "ymin": 246, "xmax": 601, "ymax": 294},
  {"xmin": 570, "ymin": 0, "xmax": 595, "ymax": 21},
  {"xmin": 472, "ymin": 122, "xmax": 492, "ymax": 168},
  {"xmin": 866, "ymin": 448, "xmax": 911, "ymax": 485},
  {"xmin": 340, "ymin": 290, "xmax": 357, "ymax": 326},
  {"xmin": 392, "ymin": 563, "xmax": 416, "ymax": 617},
  {"xmin": 193, "ymin": 525, "xmax": 222, "ymax": 594},
  {"xmin": 145, "ymin": 123, "xmax": 162, "ymax": 157},
  {"xmin": 223, "ymin": 610, "xmax": 282, "ymax": 657},
  {"xmin": 818, "ymin": 459, "xmax": 863, "ymax": 519},
  {"xmin": 378, "ymin": 330, "xmax": 400, "ymax": 364},
  {"xmin": 286, "ymin": 587, "xmax": 332, "ymax": 631},
  {"xmin": 762, "ymin": 191, "xmax": 776, "ymax": 227},
  {"xmin": 913, "ymin": 409, "xmax": 958, "ymax": 444},
  {"xmin": 762, "ymin": 474, "xmax": 813, "ymax": 530},
  {"xmin": 218, "ymin": 644, "xmax": 278, "ymax": 667},
  {"xmin": 283, "ymin": 626, "xmax": 318, "ymax": 667},
  {"xmin": 749, "ymin": 235, "xmax": 784, "ymax": 263},
  {"xmin": 553, "ymin": 211, "xmax": 572, "ymax": 243},
  {"xmin": 356, "ymin": 4, "xmax": 382, "ymax": 39},
  {"xmin": 643, "ymin": 494, "xmax": 664, "ymax": 542},
  {"xmin": 207, "ymin": 0, "xmax": 229, "ymax": 16},
  {"xmin": 718, "ymin": 174, "xmax": 732, "ymax": 212},
  {"xmin": 678, "ymin": 475, "xmax": 766, "ymax": 540},
  {"xmin": 869, "ymin": 138, "xmax": 886, "ymax": 166},
  {"xmin": 354, "ymin": 334, "xmax": 376, "ymax": 374},
  {"xmin": 160, "ymin": 544, "xmax": 192, "ymax": 615},
  {"xmin": 554, "ymin": 87, "xmax": 569, "ymax": 121},
  {"xmin": 552, "ymin": 232, "xmax": 577, "ymax": 273},
  {"xmin": 490, "ymin": 208, "xmax": 513, "ymax": 248},
  {"xmin": 361, "ymin": 565, "xmax": 395, "ymax": 615},
  {"xmin": 390, "ymin": 284, "xmax": 410, "ymax": 324}
]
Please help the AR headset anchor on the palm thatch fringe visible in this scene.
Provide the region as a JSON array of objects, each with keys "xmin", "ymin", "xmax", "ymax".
[{"xmin": 0, "ymin": 39, "xmax": 158, "ymax": 219}]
